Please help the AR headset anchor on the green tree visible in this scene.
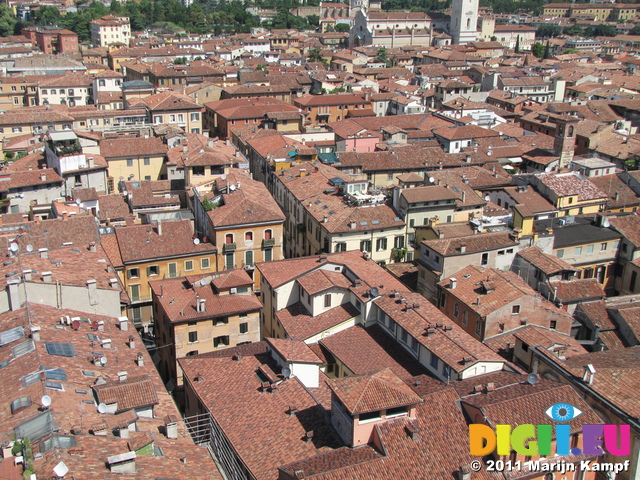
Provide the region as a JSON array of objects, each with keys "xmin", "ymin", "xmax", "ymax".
[
  {"xmin": 173, "ymin": 56, "xmax": 187, "ymax": 64},
  {"xmin": 536, "ymin": 24, "xmax": 561, "ymax": 39},
  {"xmin": 335, "ymin": 23, "xmax": 350, "ymax": 32},
  {"xmin": 33, "ymin": 5, "xmax": 61, "ymax": 25},
  {"xmin": 563, "ymin": 25, "xmax": 583, "ymax": 36},
  {"xmin": 307, "ymin": 47, "xmax": 325, "ymax": 64},
  {"xmin": 531, "ymin": 42, "xmax": 544, "ymax": 58},
  {"xmin": 543, "ymin": 40, "xmax": 551, "ymax": 59},
  {"xmin": 306, "ymin": 14, "xmax": 319, "ymax": 27},
  {"xmin": 629, "ymin": 25, "xmax": 640, "ymax": 35},
  {"xmin": 515, "ymin": 35, "xmax": 520, "ymax": 53},
  {"xmin": 584, "ymin": 24, "xmax": 616, "ymax": 37},
  {"xmin": 562, "ymin": 48, "xmax": 580, "ymax": 54},
  {"xmin": 374, "ymin": 47, "xmax": 392, "ymax": 67}
]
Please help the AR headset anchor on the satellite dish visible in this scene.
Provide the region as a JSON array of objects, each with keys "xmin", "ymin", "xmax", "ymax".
[
  {"xmin": 41, "ymin": 395, "xmax": 52, "ymax": 408},
  {"xmin": 221, "ymin": 174, "xmax": 227, "ymax": 180},
  {"xmin": 53, "ymin": 461, "xmax": 69, "ymax": 478},
  {"xmin": 10, "ymin": 243, "xmax": 18, "ymax": 252},
  {"xmin": 199, "ymin": 278, "xmax": 207, "ymax": 286},
  {"xmin": 193, "ymin": 238, "xmax": 200, "ymax": 245},
  {"xmin": 26, "ymin": 244, "xmax": 33, "ymax": 252},
  {"xmin": 229, "ymin": 185, "xmax": 236, "ymax": 191},
  {"xmin": 76, "ymin": 198, "xmax": 81, "ymax": 206},
  {"xmin": 97, "ymin": 403, "xmax": 107, "ymax": 414},
  {"xmin": 527, "ymin": 373, "xmax": 539, "ymax": 385},
  {"xmin": 428, "ymin": 177, "xmax": 435, "ymax": 184},
  {"xmin": 100, "ymin": 356, "xmax": 107, "ymax": 366},
  {"xmin": 484, "ymin": 195, "xmax": 491, "ymax": 201},
  {"xmin": 282, "ymin": 367, "xmax": 291, "ymax": 379},
  {"xmin": 370, "ymin": 286, "xmax": 379, "ymax": 297}
]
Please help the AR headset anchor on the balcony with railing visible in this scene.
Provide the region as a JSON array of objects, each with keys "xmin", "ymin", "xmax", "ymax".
[
  {"xmin": 223, "ymin": 242, "xmax": 236, "ymax": 252},
  {"xmin": 262, "ymin": 238, "xmax": 275, "ymax": 247}
]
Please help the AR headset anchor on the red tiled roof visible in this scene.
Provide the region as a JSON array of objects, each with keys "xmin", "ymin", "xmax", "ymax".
[
  {"xmin": 266, "ymin": 337, "xmax": 323, "ymax": 364},
  {"xmin": 276, "ymin": 302, "xmax": 360, "ymax": 341},
  {"xmin": 424, "ymin": 231, "xmax": 517, "ymax": 257},
  {"xmin": 319, "ymin": 324, "xmax": 429, "ymax": 379},
  {"xmin": 179, "ymin": 346, "xmax": 341, "ymax": 480},
  {"xmin": 100, "ymin": 136, "xmax": 167, "ymax": 159},
  {"xmin": 93, "ymin": 375, "xmax": 159, "ymax": 413},
  {"xmin": 517, "ymin": 246, "xmax": 577, "ymax": 275},
  {"xmin": 548, "ymin": 279, "xmax": 605, "ymax": 303},
  {"xmin": 326, "ymin": 368, "xmax": 423, "ymax": 414},
  {"xmin": 114, "ymin": 219, "xmax": 215, "ymax": 263},
  {"xmin": 609, "ymin": 214, "xmax": 640, "ymax": 247}
]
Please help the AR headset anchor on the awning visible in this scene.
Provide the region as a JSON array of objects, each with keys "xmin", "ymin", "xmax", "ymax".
[{"xmin": 49, "ymin": 131, "xmax": 77, "ymax": 142}]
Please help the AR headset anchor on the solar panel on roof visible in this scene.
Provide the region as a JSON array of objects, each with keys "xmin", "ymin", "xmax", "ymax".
[
  {"xmin": 45, "ymin": 381, "xmax": 63, "ymax": 391},
  {"xmin": 0, "ymin": 326, "xmax": 24, "ymax": 346},
  {"xmin": 371, "ymin": 220, "xmax": 380, "ymax": 225},
  {"xmin": 394, "ymin": 217, "xmax": 402, "ymax": 222},
  {"xmin": 12, "ymin": 340, "xmax": 34, "ymax": 359},
  {"xmin": 360, "ymin": 221, "xmax": 368, "ymax": 226},
  {"xmin": 45, "ymin": 342, "xmax": 76, "ymax": 358},
  {"xmin": 314, "ymin": 200, "xmax": 321, "ymax": 204}
]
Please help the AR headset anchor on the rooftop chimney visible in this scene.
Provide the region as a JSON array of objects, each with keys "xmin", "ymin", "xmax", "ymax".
[
  {"xmin": 39, "ymin": 248, "xmax": 48, "ymax": 259},
  {"xmin": 405, "ymin": 424, "xmax": 419, "ymax": 441},
  {"xmin": 89, "ymin": 242, "xmax": 97, "ymax": 252},
  {"xmin": 107, "ymin": 452, "xmax": 136, "ymax": 474},
  {"xmin": 165, "ymin": 415, "xmax": 179, "ymax": 439},
  {"xmin": 304, "ymin": 431, "xmax": 314, "ymax": 443},
  {"xmin": 118, "ymin": 316, "xmax": 129, "ymax": 331},
  {"xmin": 449, "ymin": 278, "xmax": 457, "ymax": 289},
  {"xmin": 40, "ymin": 173, "xmax": 46, "ymax": 182},
  {"xmin": 42, "ymin": 271, "xmax": 52, "ymax": 283},
  {"xmin": 118, "ymin": 371, "xmax": 128, "ymax": 382},
  {"xmin": 137, "ymin": 352, "xmax": 144, "ymax": 367},
  {"xmin": 197, "ymin": 298, "xmax": 206, "ymax": 313},
  {"xmin": 583, "ymin": 364, "xmax": 596, "ymax": 385},
  {"xmin": 460, "ymin": 243, "xmax": 467, "ymax": 253},
  {"xmin": 459, "ymin": 465, "xmax": 472, "ymax": 480}
]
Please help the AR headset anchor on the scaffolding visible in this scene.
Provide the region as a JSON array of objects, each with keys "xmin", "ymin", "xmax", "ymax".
[{"xmin": 184, "ymin": 412, "xmax": 255, "ymax": 480}]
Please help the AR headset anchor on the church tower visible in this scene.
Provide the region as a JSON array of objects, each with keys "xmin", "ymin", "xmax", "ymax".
[{"xmin": 451, "ymin": 0, "xmax": 478, "ymax": 45}]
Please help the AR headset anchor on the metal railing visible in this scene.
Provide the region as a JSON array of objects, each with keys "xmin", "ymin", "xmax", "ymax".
[{"xmin": 223, "ymin": 242, "xmax": 236, "ymax": 252}]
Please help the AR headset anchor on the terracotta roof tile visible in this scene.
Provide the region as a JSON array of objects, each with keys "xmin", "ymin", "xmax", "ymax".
[
  {"xmin": 548, "ymin": 279, "xmax": 605, "ymax": 303},
  {"xmin": 517, "ymin": 246, "xmax": 577, "ymax": 275},
  {"xmin": 207, "ymin": 170, "xmax": 285, "ymax": 227},
  {"xmin": 424, "ymin": 231, "xmax": 517, "ymax": 257},
  {"xmin": 266, "ymin": 337, "xmax": 323, "ymax": 364},
  {"xmin": 114, "ymin": 219, "xmax": 215, "ymax": 264},
  {"xmin": 179, "ymin": 346, "xmax": 341, "ymax": 480},
  {"xmin": 326, "ymin": 368, "xmax": 423, "ymax": 414},
  {"xmin": 93, "ymin": 375, "xmax": 159, "ymax": 413},
  {"xmin": 276, "ymin": 302, "xmax": 360, "ymax": 341},
  {"xmin": 319, "ymin": 324, "xmax": 430, "ymax": 379}
]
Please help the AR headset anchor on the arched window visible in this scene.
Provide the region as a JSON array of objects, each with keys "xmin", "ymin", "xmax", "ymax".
[
  {"xmin": 568, "ymin": 125, "xmax": 574, "ymax": 137},
  {"xmin": 225, "ymin": 233, "xmax": 234, "ymax": 244},
  {"xmin": 245, "ymin": 231, "xmax": 253, "ymax": 242},
  {"xmin": 467, "ymin": 18, "xmax": 471, "ymax": 29},
  {"xmin": 264, "ymin": 229, "xmax": 272, "ymax": 240},
  {"xmin": 245, "ymin": 250, "xmax": 254, "ymax": 267}
]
